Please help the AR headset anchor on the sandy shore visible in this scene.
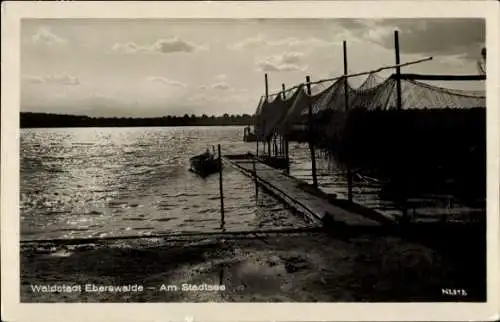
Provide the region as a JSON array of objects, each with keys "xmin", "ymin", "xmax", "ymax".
[{"xmin": 21, "ymin": 224, "xmax": 485, "ymax": 303}]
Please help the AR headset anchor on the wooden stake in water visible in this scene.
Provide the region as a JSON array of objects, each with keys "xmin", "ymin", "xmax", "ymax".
[
  {"xmin": 218, "ymin": 144, "xmax": 225, "ymax": 230},
  {"xmin": 306, "ymin": 75, "xmax": 318, "ymax": 189},
  {"xmin": 281, "ymin": 83, "xmax": 287, "ymax": 158},
  {"xmin": 219, "ymin": 263, "xmax": 225, "ymax": 286},
  {"xmin": 252, "ymin": 157, "xmax": 258, "ymax": 201},
  {"xmin": 343, "ymin": 40, "xmax": 353, "ymax": 202},
  {"xmin": 282, "ymin": 83, "xmax": 290, "ymax": 174}
]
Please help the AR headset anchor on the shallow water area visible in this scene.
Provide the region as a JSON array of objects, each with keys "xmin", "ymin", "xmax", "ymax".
[{"xmin": 21, "ymin": 126, "xmax": 309, "ymax": 241}]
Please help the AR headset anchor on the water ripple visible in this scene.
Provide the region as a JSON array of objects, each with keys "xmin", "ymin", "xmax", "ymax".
[{"xmin": 21, "ymin": 127, "xmax": 307, "ymax": 240}]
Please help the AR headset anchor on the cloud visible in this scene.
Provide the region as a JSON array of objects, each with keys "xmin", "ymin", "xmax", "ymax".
[
  {"xmin": 22, "ymin": 73, "xmax": 79, "ymax": 85},
  {"xmin": 145, "ymin": 76, "xmax": 187, "ymax": 88},
  {"xmin": 256, "ymin": 61, "xmax": 306, "ymax": 72},
  {"xmin": 197, "ymin": 79, "xmax": 249, "ymax": 93},
  {"xmin": 230, "ymin": 35, "xmax": 268, "ymax": 50},
  {"xmin": 111, "ymin": 42, "xmax": 140, "ymax": 54},
  {"xmin": 151, "ymin": 37, "xmax": 206, "ymax": 53},
  {"xmin": 230, "ymin": 35, "xmax": 335, "ymax": 50},
  {"xmin": 256, "ymin": 52, "xmax": 307, "ymax": 72},
  {"xmin": 112, "ymin": 36, "xmax": 206, "ymax": 54},
  {"xmin": 434, "ymin": 53, "xmax": 471, "ymax": 67},
  {"xmin": 334, "ymin": 19, "xmax": 485, "ymax": 60},
  {"xmin": 211, "ymin": 82, "xmax": 231, "ymax": 90},
  {"xmin": 31, "ymin": 27, "xmax": 66, "ymax": 45},
  {"xmin": 280, "ymin": 52, "xmax": 305, "ymax": 64}
]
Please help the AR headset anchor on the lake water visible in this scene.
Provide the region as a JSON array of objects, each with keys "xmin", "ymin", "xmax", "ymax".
[{"xmin": 21, "ymin": 126, "xmax": 483, "ymax": 241}]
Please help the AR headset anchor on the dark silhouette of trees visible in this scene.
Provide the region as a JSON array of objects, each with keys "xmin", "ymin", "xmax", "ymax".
[{"xmin": 20, "ymin": 112, "xmax": 254, "ymax": 128}]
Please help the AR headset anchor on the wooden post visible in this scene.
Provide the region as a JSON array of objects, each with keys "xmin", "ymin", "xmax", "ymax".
[
  {"xmin": 274, "ymin": 134, "xmax": 278, "ymax": 157},
  {"xmin": 255, "ymin": 110, "xmax": 259, "ymax": 157},
  {"xmin": 344, "ymin": 40, "xmax": 353, "ymax": 202},
  {"xmin": 281, "ymin": 83, "xmax": 286, "ymax": 157},
  {"xmin": 253, "ymin": 156, "xmax": 258, "ymax": 201},
  {"xmin": 282, "ymin": 83, "xmax": 290, "ymax": 174},
  {"xmin": 218, "ymin": 144, "xmax": 225, "ymax": 230},
  {"xmin": 394, "ymin": 30, "xmax": 407, "ymax": 222},
  {"xmin": 265, "ymin": 74, "xmax": 269, "ymax": 102},
  {"xmin": 274, "ymin": 136, "xmax": 278, "ymax": 157},
  {"xmin": 306, "ymin": 75, "xmax": 318, "ymax": 189},
  {"xmin": 264, "ymin": 74, "xmax": 270, "ymax": 158},
  {"xmin": 285, "ymin": 138, "xmax": 290, "ymax": 175},
  {"xmin": 219, "ymin": 264, "xmax": 224, "ymax": 285},
  {"xmin": 394, "ymin": 30, "xmax": 402, "ymax": 111}
]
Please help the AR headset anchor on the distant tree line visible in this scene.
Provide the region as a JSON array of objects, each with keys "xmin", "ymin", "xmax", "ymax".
[{"xmin": 20, "ymin": 112, "xmax": 254, "ymax": 128}]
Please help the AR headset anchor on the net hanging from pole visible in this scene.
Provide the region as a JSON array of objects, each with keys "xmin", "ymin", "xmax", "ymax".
[{"xmin": 253, "ymin": 69, "xmax": 485, "ymax": 142}]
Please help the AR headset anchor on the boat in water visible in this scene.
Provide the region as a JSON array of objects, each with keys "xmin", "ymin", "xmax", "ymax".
[{"xmin": 189, "ymin": 146, "xmax": 221, "ymax": 177}]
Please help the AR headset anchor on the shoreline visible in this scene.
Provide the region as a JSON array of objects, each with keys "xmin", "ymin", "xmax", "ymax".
[{"xmin": 21, "ymin": 224, "xmax": 486, "ymax": 303}]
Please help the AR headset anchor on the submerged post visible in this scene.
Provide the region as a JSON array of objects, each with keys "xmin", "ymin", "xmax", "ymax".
[
  {"xmin": 273, "ymin": 134, "xmax": 277, "ymax": 157},
  {"xmin": 344, "ymin": 40, "xmax": 353, "ymax": 202},
  {"xmin": 281, "ymin": 83, "xmax": 286, "ymax": 157},
  {"xmin": 252, "ymin": 156, "xmax": 258, "ymax": 201},
  {"xmin": 264, "ymin": 74, "xmax": 271, "ymax": 158},
  {"xmin": 255, "ymin": 110, "xmax": 259, "ymax": 157},
  {"xmin": 394, "ymin": 30, "xmax": 402, "ymax": 111},
  {"xmin": 218, "ymin": 144, "xmax": 225, "ymax": 230},
  {"xmin": 219, "ymin": 264, "xmax": 224, "ymax": 286},
  {"xmin": 283, "ymin": 83, "xmax": 290, "ymax": 174},
  {"xmin": 306, "ymin": 75, "xmax": 318, "ymax": 189}
]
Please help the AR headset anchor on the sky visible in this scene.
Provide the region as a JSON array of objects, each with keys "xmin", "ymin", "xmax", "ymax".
[{"xmin": 21, "ymin": 18, "xmax": 486, "ymax": 117}]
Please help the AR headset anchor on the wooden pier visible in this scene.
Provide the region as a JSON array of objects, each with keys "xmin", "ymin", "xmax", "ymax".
[{"xmin": 224, "ymin": 153, "xmax": 391, "ymax": 228}]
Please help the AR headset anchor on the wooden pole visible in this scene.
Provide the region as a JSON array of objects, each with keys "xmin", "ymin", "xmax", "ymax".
[
  {"xmin": 398, "ymin": 74, "xmax": 486, "ymax": 81},
  {"xmin": 394, "ymin": 30, "xmax": 402, "ymax": 111},
  {"xmin": 344, "ymin": 40, "xmax": 353, "ymax": 202},
  {"xmin": 285, "ymin": 138, "xmax": 290, "ymax": 175},
  {"xmin": 253, "ymin": 156, "xmax": 258, "ymax": 201},
  {"xmin": 281, "ymin": 83, "xmax": 286, "ymax": 157},
  {"xmin": 394, "ymin": 30, "xmax": 408, "ymax": 222},
  {"xmin": 218, "ymin": 144, "xmax": 225, "ymax": 230},
  {"xmin": 306, "ymin": 75, "xmax": 318, "ymax": 189},
  {"xmin": 219, "ymin": 264, "xmax": 224, "ymax": 285},
  {"xmin": 255, "ymin": 111, "xmax": 259, "ymax": 157},
  {"xmin": 282, "ymin": 83, "xmax": 290, "ymax": 174},
  {"xmin": 264, "ymin": 74, "xmax": 271, "ymax": 158},
  {"xmin": 265, "ymin": 73, "xmax": 269, "ymax": 102},
  {"xmin": 267, "ymin": 57, "xmax": 432, "ymax": 96},
  {"xmin": 275, "ymin": 134, "xmax": 278, "ymax": 157}
]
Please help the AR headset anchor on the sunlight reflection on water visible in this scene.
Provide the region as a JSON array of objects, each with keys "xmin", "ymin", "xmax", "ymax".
[
  {"xmin": 21, "ymin": 127, "xmax": 307, "ymax": 240},
  {"xmin": 21, "ymin": 126, "xmax": 483, "ymax": 241}
]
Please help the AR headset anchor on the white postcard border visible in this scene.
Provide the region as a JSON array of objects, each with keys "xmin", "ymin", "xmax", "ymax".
[{"xmin": 1, "ymin": 1, "xmax": 499, "ymax": 321}]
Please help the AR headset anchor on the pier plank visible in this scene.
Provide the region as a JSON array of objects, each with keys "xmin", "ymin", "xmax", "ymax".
[{"xmin": 225, "ymin": 155, "xmax": 382, "ymax": 227}]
